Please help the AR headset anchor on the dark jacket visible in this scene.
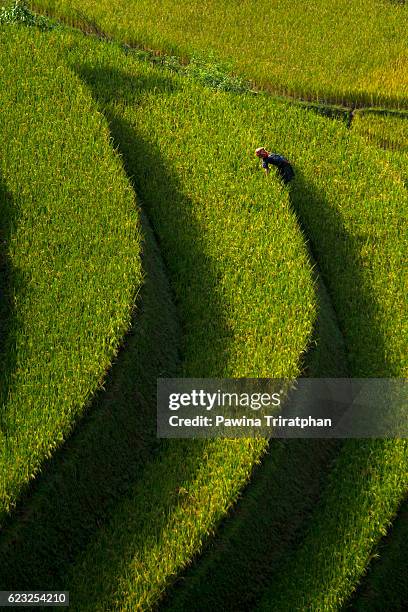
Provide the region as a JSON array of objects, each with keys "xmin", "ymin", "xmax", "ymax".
[{"xmin": 262, "ymin": 154, "xmax": 294, "ymax": 184}]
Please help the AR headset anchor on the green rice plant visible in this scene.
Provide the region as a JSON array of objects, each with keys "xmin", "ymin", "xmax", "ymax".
[
  {"xmin": 254, "ymin": 109, "xmax": 408, "ymax": 612},
  {"xmin": 352, "ymin": 111, "xmax": 408, "ymax": 184},
  {"xmin": 20, "ymin": 29, "xmax": 404, "ymax": 610},
  {"xmin": 63, "ymin": 39, "xmax": 316, "ymax": 382},
  {"xmin": 30, "ymin": 0, "xmax": 408, "ymax": 107},
  {"xmin": 0, "ymin": 210, "xmax": 182, "ymax": 594},
  {"xmin": 162, "ymin": 445, "xmax": 344, "ymax": 612},
  {"xmin": 339, "ymin": 110, "xmax": 408, "ymax": 612},
  {"xmin": 0, "ymin": 26, "xmax": 142, "ymax": 520},
  {"xmin": 0, "ymin": 28, "xmax": 318, "ymax": 609},
  {"xmin": 257, "ymin": 441, "xmax": 408, "ymax": 612},
  {"xmin": 0, "ymin": 31, "xmax": 344, "ymax": 610},
  {"xmin": 160, "ymin": 275, "xmax": 348, "ymax": 612},
  {"xmin": 350, "ymin": 498, "xmax": 408, "ymax": 611},
  {"xmin": 353, "ymin": 112, "xmax": 408, "ymax": 150},
  {"xmin": 1, "ymin": 23, "xmax": 407, "ymax": 611}
]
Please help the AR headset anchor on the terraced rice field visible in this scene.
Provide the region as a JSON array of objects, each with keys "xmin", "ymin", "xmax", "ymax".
[
  {"xmin": 0, "ymin": 3, "xmax": 407, "ymax": 611},
  {"xmin": 30, "ymin": 0, "xmax": 408, "ymax": 107},
  {"xmin": 0, "ymin": 25, "xmax": 142, "ymax": 520},
  {"xmin": 352, "ymin": 111, "xmax": 408, "ymax": 183}
]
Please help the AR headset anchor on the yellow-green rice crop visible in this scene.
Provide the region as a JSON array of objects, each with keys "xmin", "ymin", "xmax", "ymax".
[
  {"xmin": 66, "ymin": 44, "xmax": 317, "ymax": 381},
  {"xmin": 0, "ymin": 26, "xmax": 142, "ymax": 520},
  {"xmin": 351, "ymin": 499, "xmax": 408, "ymax": 611},
  {"xmin": 258, "ymin": 440, "xmax": 408, "ymax": 612},
  {"xmin": 353, "ymin": 112, "xmax": 408, "ymax": 150},
  {"xmin": 352, "ymin": 111, "xmax": 408, "ymax": 183},
  {"xmin": 256, "ymin": 106, "xmax": 408, "ymax": 612},
  {"xmin": 0, "ymin": 210, "xmax": 183, "ymax": 596},
  {"xmin": 1, "ymin": 22, "xmax": 407, "ymax": 611},
  {"xmin": 30, "ymin": 0, "xmax": 408, "ymax": 108},
  {"xmin": 0, "ymin": 28, "xmax": 319, "ymax": 609},
  {"xmin": 16, "ymin": 29, "xmax": 404, "ymax": 610}
]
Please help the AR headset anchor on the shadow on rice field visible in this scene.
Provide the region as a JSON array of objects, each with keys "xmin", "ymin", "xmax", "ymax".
[
  {"xmin": 76, "ymin": 63, "xmax": 389, "ymax": 379},
  {"xmin": 289, "ymin": 169, "xmax": 389, "ymax": 377},
  {"xmin": 348, "ymin": 496, "xmax": 408, "ymax": 611},
  {"xmin": 158, "ymin": 167, "xmax": 394, "ymax": 611},
  {"xmin": 160, "ymin": 439, "xmax": 341, "ymax": 612},
  {"xmin": 76, "ymin": 64, "xmax": 238, "ymax": 376},
  {"xmin": 0, "ymin": 69, "xmax": 236, "ymax": 592},
  {"xmin": 0, "ymin": 208, "xmax": 182, "ymax": 589},
  {"xmin": 0, "ymin": 176, "xmax": 23, "ymax": 436},
  {"xmin": 0, "ymin": 66, "xmax": 308, "ymax": 605},
  {"xmin": 65, "ymin": 65, "xmax": 355, "ymax": 610},
  {"xmin": 0, "ymin": 61, "xmax": 397, "ymax": 610}
]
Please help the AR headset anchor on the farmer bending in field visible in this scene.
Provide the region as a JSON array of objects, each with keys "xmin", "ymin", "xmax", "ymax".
[{"xmin": 255, "ymin": 147, "xmax": 294, "ymax": 184}]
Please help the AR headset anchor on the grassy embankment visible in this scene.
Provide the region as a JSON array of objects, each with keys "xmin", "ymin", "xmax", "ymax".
[
  {"xmin": 0, "ymin": 26, "xmax": 318, "ymax": 610},
  {"xmin": 19, "ymin": 29, "xmax": 406, "ymax": 610},
  {"xmin": 31, "ymin": 0, "xmax": 408, "ymax": 108},
  {"xmin": 0, "ymin": 25, "xmax": 142, "ymax": 522}
]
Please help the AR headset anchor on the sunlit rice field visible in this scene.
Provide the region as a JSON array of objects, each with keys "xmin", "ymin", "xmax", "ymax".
[
  {"xmin": 352, "ymin": 111, "xmax": 408, "ymax": 183},
  {"xmin": 0, "ymin": 25, "xmax": 142, "ymax": 520},
  {"xmin": 4, "ymin": 27, "xmax": 402, "ymax": 610},
  {"xmin": 0, "ymin": 5, "xmax": 407, "ymax": 611},
  {"xmin": 30, "ymin": 0, "xmax": 408, "ymax": 107}
]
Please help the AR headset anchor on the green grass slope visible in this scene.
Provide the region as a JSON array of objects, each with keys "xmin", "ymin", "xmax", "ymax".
[
  {"xmin": 0, "ymin": 25, "xmax": 142, "ymax": 520},
  {"xmin": 31, "ymin": 0, "xmax": 408, "ymax": 107}
]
